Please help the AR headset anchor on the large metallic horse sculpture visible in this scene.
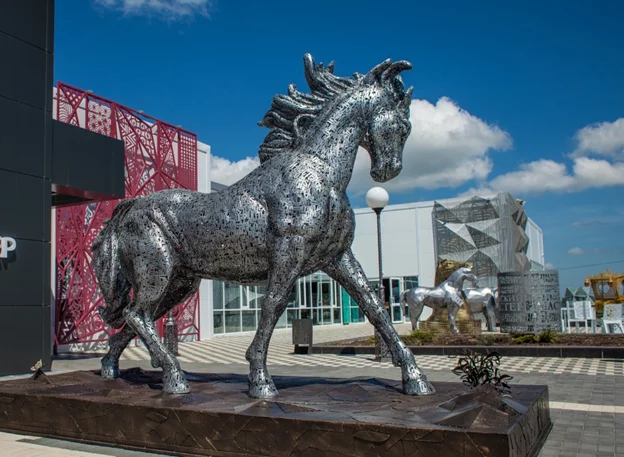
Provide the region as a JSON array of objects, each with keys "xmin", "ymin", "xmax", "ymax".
[
  {"xmin": 92, "ymin": 54, "xmax": 436, "ymax": 398},
  {"xmin": 401, "ymin": 267, "xmax": 479, "ymax": 334},
  {"xmin": 461, "ymin": 286, "xmax": 498, "ymax": 332}
]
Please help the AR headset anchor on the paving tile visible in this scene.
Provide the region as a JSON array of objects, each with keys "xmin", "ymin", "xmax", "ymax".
[{"xmin": 0, "ymin": 323, "xmax": 619, "ymax": 457}]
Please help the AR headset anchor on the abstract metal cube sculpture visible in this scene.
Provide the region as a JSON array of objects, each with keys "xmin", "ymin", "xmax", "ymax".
[
  {"xmin": 433, "ymin": 193, "xmax": 530, "ymax": 290},
  {"xmin": 91, "ymin": 54, "xmax": 436, "ymax": 398}
]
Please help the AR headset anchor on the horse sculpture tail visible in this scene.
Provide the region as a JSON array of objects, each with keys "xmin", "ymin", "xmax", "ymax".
[
  {"xmin": 91, "ymin": 199, "xmax": 137, "ymax": 329},
  {"xmin": 400, "ymin": 290, "xmax": 408, "ymax": 308}
]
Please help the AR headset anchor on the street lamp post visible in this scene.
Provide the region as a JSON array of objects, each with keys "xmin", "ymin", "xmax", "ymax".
[{"xmin": 366, "ymin": 187, "xmax": 391, "ymax": 362}]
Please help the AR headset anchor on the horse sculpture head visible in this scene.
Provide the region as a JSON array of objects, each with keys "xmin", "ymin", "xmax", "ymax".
[
  {"xmin": 258, "ymin": 54, "xmax": 413, "ymax": 183},
  {"xmin": 448, "ymin": 266, "xmax": 479, "ymax": 288},
  {"xmin": 357, "ymin": 58, "xmax": 413, "ymax": 182}
]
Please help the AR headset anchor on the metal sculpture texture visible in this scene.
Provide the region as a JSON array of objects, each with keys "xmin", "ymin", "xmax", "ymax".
[
  {"xmin": 461, "ymin": 287, "xmax": 499, "ymax": 332},
  {"xmin": 92, "ymin": 54, "xmax": 436, "ymax": 397},
  {"xmin": 402, "ymin": 267, "xmax": 479, "ymax": 333}
]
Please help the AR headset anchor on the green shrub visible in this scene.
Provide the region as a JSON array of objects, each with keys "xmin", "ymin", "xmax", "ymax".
[
  {"xmin": 511, "ymin": 330, "xmax": 559, "ymax": 345},
  {"xmin": 450, "ymin": 350, "xmax": 513, "ymax": 393},
  {"xmin": 511, "ymin": 334, "xmax": 537, "ymax": 344},
  {"xmin": 404, "ymin": 330, "xmax": 435, "ymax": 345},
  {"xmin": 477, "ymin": 335, "xmax": 495, "ymax": 346},
  {"xmin": 536, "ymin": 329, "xmax": 558, "ymax": 344}
]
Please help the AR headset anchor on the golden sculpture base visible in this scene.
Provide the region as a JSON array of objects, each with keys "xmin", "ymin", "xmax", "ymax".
[{"xmin": 419, "ymin": 308, "xmax": 482, "ymax": 336}]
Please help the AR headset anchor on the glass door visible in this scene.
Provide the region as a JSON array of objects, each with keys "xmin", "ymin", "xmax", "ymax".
[{"xmin": 388, "ymin": 278, "xmax": 403, "ymax": 323}]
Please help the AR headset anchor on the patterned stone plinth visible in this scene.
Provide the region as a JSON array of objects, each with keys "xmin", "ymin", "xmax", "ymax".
[{"xmin": 0, "ymin": 370, "xmax": 551, "ymax": 457}]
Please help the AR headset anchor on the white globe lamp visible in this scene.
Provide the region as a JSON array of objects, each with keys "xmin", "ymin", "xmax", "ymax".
[{"xmin": 366, "ymin": 187, "xmax": 389, "ymax": 211}]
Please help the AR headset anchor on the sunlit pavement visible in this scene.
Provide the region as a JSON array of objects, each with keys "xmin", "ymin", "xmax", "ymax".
[{"xmin": 1, "ymin": 322, "xmax": 622, "ymax": 457}]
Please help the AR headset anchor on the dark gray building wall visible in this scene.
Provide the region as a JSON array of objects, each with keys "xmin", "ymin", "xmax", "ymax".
[
  {"xmin": 1, "ymin": 0, "xmax": 126, "ymax": 376},
  {"xmin": 0, "ymin": 0, "xmax": 55, "ymax": 376}
]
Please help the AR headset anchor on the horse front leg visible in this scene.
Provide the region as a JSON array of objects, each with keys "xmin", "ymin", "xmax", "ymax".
[
  {"xmin": 447, "ymin": 302, "xmax": 461, "ymax": 334},
  {"xmin": 245, "ymin": 236, "xmax": 305, "ymax": 398},
  {"xmin": 324, "ymin": 249, "xmax": 435, "ymax": 396}
]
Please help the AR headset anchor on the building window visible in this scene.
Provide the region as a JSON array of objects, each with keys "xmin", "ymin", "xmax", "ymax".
[{"xmin": 211, "ymin": 272, "xmax": 348, "ymax": 334}]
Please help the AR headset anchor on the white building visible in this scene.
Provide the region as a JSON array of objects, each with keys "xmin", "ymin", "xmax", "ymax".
[{"xmin": 200, "ymin": 153, "xmax": 545, "ymax": 337}]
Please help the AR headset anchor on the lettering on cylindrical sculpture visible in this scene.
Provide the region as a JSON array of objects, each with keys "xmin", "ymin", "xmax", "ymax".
[{"xmin": 498, "ymin": 271, "xmax": 560, "ymax": 334}]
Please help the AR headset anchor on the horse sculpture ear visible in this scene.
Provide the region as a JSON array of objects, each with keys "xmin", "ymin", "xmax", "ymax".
[
  {"xmin": 363, "ymin": 59, "xmax": 392, "ymax": 84},
  {"xmin": 381, "ymin": 61, "xmax": 413, "ymax": 82},
  {"xmin": 303, "ymin": 53, "xmax": 320, "ymax": 88},
  {"xmin": 364, "ymin": 60, "xmax": 413, "ymax": 93}
]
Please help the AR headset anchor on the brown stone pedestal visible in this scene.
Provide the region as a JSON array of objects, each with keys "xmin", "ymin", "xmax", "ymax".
[
  {"xmin": 420, "ymin": 307, "xmax": 482, "ymax": 336},
  {"xmin": 0, "ymin": 369, "xmax": 551, "ymax": 457}
]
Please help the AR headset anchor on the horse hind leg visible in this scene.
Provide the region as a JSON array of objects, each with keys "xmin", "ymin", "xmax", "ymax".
[
  {"xmin": 120, "ymin": 232, "xmax": 190, "ymax": 394},
  {"xmin": 101, "ymin": 325, "xmax": 136, "ymax": 378},
  {"xmin": 408, "ymin": 299, "xmax": 425, "ymax": 331},
  {"xmin": 103, "ymin": 276, "xmax": 201, "ymax": 377},
  {"xmin": 147, "ymin": 276, "xmax": 201, "ymax": 367},
  {"xmin": 124, "ymin": 291, "xmax": 191, "ymax": 394}
]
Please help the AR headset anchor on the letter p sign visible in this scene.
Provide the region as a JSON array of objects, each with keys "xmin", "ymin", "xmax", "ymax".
[{"xmin": 0, "ymin": 237, "xmax": 17, "ymax": 259}]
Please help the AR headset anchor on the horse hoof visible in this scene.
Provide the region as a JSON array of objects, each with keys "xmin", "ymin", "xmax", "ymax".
[
  {"xmin": 248, "ymin": 382, "xmax": 279, "ymax": 399},
  {"xmin": 163, "ymin": 373, "xmax": 191, "ymax": 394},
  {"xmin": 403, "ymin": 378, "xmax": 436, "ymax": 396},
  {"xmin": 248, "ymin": 368, "xmax": 279, "ymax": 398},
  {"xmin": 101, "ymin": 363, "xmax": 120, "ymax": 379}
]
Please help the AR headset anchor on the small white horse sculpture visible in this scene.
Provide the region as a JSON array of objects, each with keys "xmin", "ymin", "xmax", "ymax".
[
  {"xmin": 401, "ymin": 267, "xmax": 479, "ymax": 334},
  {"xmin": 460, "ymin": 286, "xmax": 498, "ymax": 331}
]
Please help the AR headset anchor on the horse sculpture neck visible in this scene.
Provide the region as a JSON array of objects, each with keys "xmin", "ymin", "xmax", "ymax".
[
  {"xmin": 445, "ymin": 271, "xmax": 471, "ymax": 289},
  {"xmin": 299, "ymin": 94, "xmax": 367, "ymax": 192}
]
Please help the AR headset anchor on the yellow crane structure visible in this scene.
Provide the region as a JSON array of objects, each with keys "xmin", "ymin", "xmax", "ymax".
[{"xmin": 585, "ymin": 269, "xmax": 624, "ymax": 315}]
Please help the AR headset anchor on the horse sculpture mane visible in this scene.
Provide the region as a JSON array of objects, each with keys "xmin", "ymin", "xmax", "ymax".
[{"xmin": 258, "ymin": 53, "xmax": 413, "ymax": 163}]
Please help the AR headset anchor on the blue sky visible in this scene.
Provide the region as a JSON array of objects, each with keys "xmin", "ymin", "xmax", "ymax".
[{"xmin": 54, "ymin": 0, "xmax": 624, "ymax": 291}]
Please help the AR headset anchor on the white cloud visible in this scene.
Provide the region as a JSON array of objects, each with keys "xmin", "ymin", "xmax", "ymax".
[
  {"xmin": 544, "ymin": 262, "xmax": 556, "ymax": 269},
  {"xmin": 93, "ymin": 0, "xmax": 213, "ymax": 21},
  {"xmin": 206, "ymin": 96, "xmax": 510, "ymax": 194},
  {"xmin": 462, "ymin": 118, "xmax": 624, "ymax": 197},
  {"xmin": 210, "ymin": 155, "xmax": 259, "ymax": 186},
  {"xmin": 567, "ymin": 247, "xmax": 584, "ymax": 255},
  {"xmin": 572, "ymin": 220, "xmax": 607, "ymax": 227},
  {"xmin": 348, "ymin": 97, "xmax": 512, "ymax": 195},
  {"xmin": 572, "ymin": 118, "xmax": 624, "ymax": 158}
]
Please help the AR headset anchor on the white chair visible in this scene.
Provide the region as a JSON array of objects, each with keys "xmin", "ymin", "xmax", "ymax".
[
  {"xmin": 602, "ymin": 319, "xmax": 624, "ymax": 334},
  {"xmin": 602, "ymin": 304, "xmax": 624, "ymax": 334},
  {"xmin": 561, "ymin": 300, "xmax": 596, "ymax": 334}
]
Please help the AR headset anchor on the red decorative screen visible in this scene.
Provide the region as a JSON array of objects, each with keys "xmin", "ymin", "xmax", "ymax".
[{"xmin": 54, "ymin": 82, "xmax": 199, "ymax": 350}]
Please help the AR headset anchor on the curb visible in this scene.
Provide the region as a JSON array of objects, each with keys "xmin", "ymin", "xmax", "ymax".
[{"xmin": 302, "ymin": 345, "xmax": 624, "ymax": 358}]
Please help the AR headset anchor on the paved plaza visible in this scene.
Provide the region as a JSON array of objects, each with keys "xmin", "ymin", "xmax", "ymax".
[{"xmin": 1, "ymin": 322, "xmax": 622, "ymax": 457}]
